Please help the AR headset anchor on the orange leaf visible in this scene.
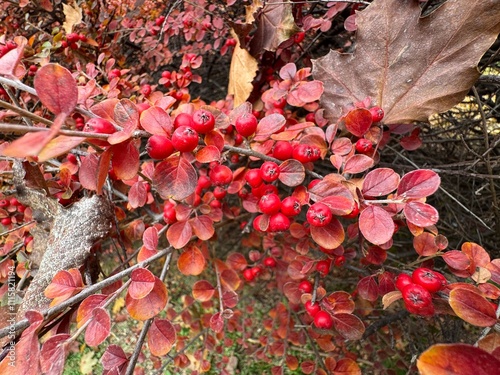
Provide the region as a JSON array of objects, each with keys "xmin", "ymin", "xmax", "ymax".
[
  {"xmin": 449, "ymin": 288, "xmax": 497, "ymax": 327},
  {"xmin": 125, "ymin": 277, "xmax": 168, "ymax": 321},
  {"xmin": 192, "ymin": 280, "xmax": 216, "ymax": 302},
  {"xmin": 177, "ymin": 246, "xmax": 206, "ymax": 276},
  {"xmin": 148, "ymin": 318, "xmax": 176, "ymax": 356},
  {"xmin": 129, "ymin": 268, "xmax": 155, "ymax": 299}
]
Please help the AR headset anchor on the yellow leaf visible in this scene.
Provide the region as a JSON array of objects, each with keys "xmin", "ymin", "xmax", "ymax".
[
  {"xmin": 80, "ymin": 351, "xmax": 98, "ymax": 375},
  {"xmin": 112, "ymin": 296, "xmax": 125, "ymax": 314},
  {"xmin": 62, "ymin": 2, "xmax": 83, "ymax": 34},
  {"xmin": 228, "ymin": 31, "xmax": 258, "ymax": 107}
]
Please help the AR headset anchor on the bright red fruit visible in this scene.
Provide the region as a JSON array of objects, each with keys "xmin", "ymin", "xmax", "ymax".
[
  {"xmin": 108, "ymin": 68, "xmax": 121, "ymax": 80},
  {"xmin": 171, "ymin": 126, "xmax": 199, "ymax": 152},
  {"xmin": 355, "ymin": 139, "xmax": 373, "ymax": 153},
  {"xmin": 209, "ymin": 164, "xmax": 233, "ymax": 186},
  {"xmin": 334, "ymin": 255, "xmax": 346, "ymax": 267},
  {"xmin": 395, "ymin": 273, "xmax": 412, "ymax": 292},
  {"xmin": 235, "ymin": 113, "xmax": 258, "ymax": 137},
  {"xmin": 305, "ymin": 300, "xmax": 321, "ymax": 317},
  {"xmin": 163, "ymin": 202, "xmax": 177, "ymax": 224},
  {"xmin": 66, "ymin": 32, "xmax": 80, "ymax": 43},
  {"xmin": 243, "ymin": 268, "xmax": 255, "ymax": 282},
  {"xmin": 213, "ymin": 186, "xmax": 227, "ymax": 200},
  {"xmin": 293, "ymin": 144, "xmax": 321, "ymax": 163},
  {"xmin": 306, "ymin": 202, "xmax": 332, "ymax": 227},
  {"xmin": 412, "ymin": 268, "xmax": 447, "ymax": 293},
  {"xmin": 316, "ymin": 259, "xmax": 331, "ymax": 277},
  {"xmin": 268, "ymin": 213, "xmax": 290, "ymax": 232},
  {"xmin": 173, "ymin": 113, "xmax": 194, "ymax": 129},
  {"xmin": 84, "ymin": 118, "xmax": 116, "ymax": 134},
  {"xmin": 273, "ymin": 141, "xmax": 294, "ymax": 160},
  {"xmin": 1, "ymin": 217, "xmax": 12, "ymax": 226},
  {"xmin": 140, "ymin": 84, "xmax": 152, "ymax": 96},
  {"xmin": 192, "ymin": 109, "xmax": 215, "ymax": 134},
  {"xmin": 294, "ymin": 31, "xmax": 305, "ymax": 44},
  {"xmin": 280, "ymin": 196, "xmax": 301, "ymax": 217},
  {"xmin": 370, "ymin": 106, "xmax": 385, "ymax": 122},
  {"xmin": 343, "ymin": 202, "xmax": 359, "ymax": 219},
  {"xmin": 402, "ymin": 283, "xmax": 432, "ymax": 311},
  {"xmin": 245, "ymin": 169, "xmax": 263, "ymax": 188},
  {"xmin": 146, "ymin": 135, "xmax": 175, "ymax": 159},
  {"xmin": 263, "ymin": 257, "xmax": 277, "ymax": 268},
  {"xmin": 313, "ymin": 311, "xmax": 333, "ymax": 329},
  {"xmin": 258, "ymin": 193, "xmax": 281, "ymax": 215},
  {"xmin": 260, "ymin": 161, "xmax": 280, "ymax": 183},
  {"xmin": 298, "ymin": 280, "xmax": 313, "ymax": 294},
  {"xmin": 252, "ymin": 215, "xmax": 266, "ymax": 232}
]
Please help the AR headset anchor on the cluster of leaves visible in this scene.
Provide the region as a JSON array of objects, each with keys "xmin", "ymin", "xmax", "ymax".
[{"xmin": 0, "ymin": 0, "xmax": 500, "ymax": 374}]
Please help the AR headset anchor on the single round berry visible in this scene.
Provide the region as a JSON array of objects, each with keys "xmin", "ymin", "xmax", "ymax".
[
  {"xmin": 1, "ymin": 217, "xmax": 12, "ymax": 226},
  {"xmin": 146, "ymin": 135, "xmax": 175, "ymax": 159},
  {"xmin": 163, "ymin": 202, "xmax": 177, "ymax": 224},
  {"xmin": 294, "ymin": 31, "xmax": 305, "ymax": 44},
  {"xmin": 250, "ymin": 266, "xmax": 261, "ymax": 278},
  {"xmin": 395, "ymin": 273, "xmax": 413, "ymax": 292},
  {"xmin": 313, "ymin": 310, "xmax": 333, "ymax": 329},
  {"xmin": 66, "ymin": 32, "xmax": 80, "ymax": 44},
  {"xmin": 84, "ymin": 118, "xmax": 116, "ymax": 134},
  {"xmin": 192, "ymin": 109, "xmax": 215, "ymax": 134},
  {"xmin": 235, "ymin": 113, "xmax": 258, "ymax": 137},
  {"xmin": 293, "ymin": 144, "xmax": 321, "ymax": 163},
  {"xmin": 108, "ymin": 68, "xmax": 121, "ymax": 80},
  {"xmin": 316, "ymin": 259, "xmax": 331, "ymax": 277},
  {"xmin": 173, "ymin": 113, "xmax": 194, "ymax": 129},
  {"xmin": 280, "ymin": 196, "xmax": 301, "ymax": 217},
  {"xmin": 298, "ymin": 280, "xmax": 313, "ymax": 294},
  {"xmin": 273, "ymin": 97, "xmax": 287, "ymax": 109},
  {"xmin": 273, "ymin": 141, "xmax": 294, "ymax": 160},
  {"xmin": 412, "ymin": 268, "xmax": 447, "ymax": 293},
  {"xmin": 171, "ymin": 126, "xmax": 199, "ymax": 152},
  {"xmin": 308, "ymin": 179, "xmax": 321, "ymax": 190},
  {"xmin": 268, "ymin": 212, "xmax": 290, "ymax": 232},
  {"xmin": 305, "ymin": 112, "xmax": 316, "ymax": 123},
  {"xmin": 260, "ymin": 161, "xmax": 280, "ymax": 183},
  {"xmin": 402, "ymin": 283, "xmax": 432, "ymax": 311},
  {"xmin": 305, "ymin": 300, "xmax": 321, "ymax": 317},
  {"xmin": 0, "ymin": 199, "xmax": 9, "ymax": 208},
  {"xmin": 355, "ymin": 139, "xmax": 373, "ymax": 154},
  {"xmin": 245, "ymin": 169, "xmax": 263, "ymax": 188},
  {"xmin": 242, "ymin": 268, "xmax": 255, "ymax": 282},
  {"xmin": 197, "ymin": 175, "xmax": 212, "ymax": 191},
  {"xmin": 209, "ymin": 164, "xmax": 233, "ymax": 186},
  {"xmin": 140, "ymin": 84, "xmax": 152, "ymax": 96},
  {"xmin": 369, "ymin": 106, "xmax": 384, "ymax": 122},
  {"xmin": 343, "ymin": 202, "xmax": 360, "ymax": 219},
  {"xmin": 258, "ymin": 193, "xmax": 281, "ymax": 215},
  {"xmin": 306, "ymin": 202, "xmax": 332, "ymax": 227},
  {"xmin": 334, "ymin": 255, "xmax": 346, "ymax": 267},
  {"xmin": 213, "ymin": 186, "xmax": 227, "ymax": 200},
  {"xmin": 263, "ymin": 257, "xmax": 277, "ymax": 268}
]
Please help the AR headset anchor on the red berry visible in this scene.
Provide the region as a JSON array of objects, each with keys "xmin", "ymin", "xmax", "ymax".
[
  {"xmin": 308, "ymin": 179, "xmax": 321, "ymax": 190},
  {"xmin": 136, "ymin": 102, "xmax": 151, "ymax": 114},
  {"xmin": 140, "ymin": 84, "xmax": 152, "ymax": 96},
  {"xmin": 316, "ymin": 259, "xmax": 331, "ymax": 277},
  {"xmin": 24, "ymin": 235, "xmax": 33, "ymax": 246},
  {"xmin": 1, "ymin": 217, "xmax": 12, "ymax": 226},
  {"xmin": 294, "ymin": 31, "xmax": 305, "ymax": 44},
  {"xmin": 209, "ymin": 164, "xmax": 233, "ymax": 186},
  {"xmin": 235, "ymin": 113, "xmax": 258, "ymax": 137},
  {"xmin": 252, "ymin": 184, "xmax": 279, "ymax": 199},
  {"xmin": 78, "ymin": 33, "xmax": 87, "ymax": 42},
  {"xmin": 280, "ymin": 196, "xmax": 301, "ymax": 217},
  {"xmin": 234, "ymin": 133, "xmax": 244, "ymax": 145},
  {"xmin": 9, "ymin": 197, "xmax": 19, "ymax": 206},
  {"xmin": 258, "ymin": 193, "xmax": 281, "ymax": 215},
  {"xmin": 171, "ymin": 126, "xmax": 199, "ymax": 152},
  {"xmin": 306, "ymin": 202, "xmax": 332, "ymax": 227},
  {"xmin": 334, "ymin": 255, "xmax": 346, "ymax": 267},
  {"xmin": 84, "ymin": 118, "xmax": 116, "ymax": 134},
  {"xmin": 67, "ymin": 153, "xmax": 78, "ymax": 164},
  {"xmin": 161, "ymin": 71, "xmax": 172, "ymax": 79},
  {"xmin": 355, "ymin": 139, "xmax": 373, "ymax": 153},
  {"xmin": 305, "ymin": 300, "xmax": 321, "ymax": 317},
  {"xmin": 395, "ymin": 273, "xmax": 413, "ymax": 292},
  {"xmin": 163, "ymin": 202, "xmax": 177, "ymax": 224},
  {"xmin": 173, "ymin": 113, "xmax": 194, "ymax": 129},
  {"xmin": 412, "ymin": 268, "xmax": 447, "ymax": 293},
  {"xmin": 263, "ymin": 257, "xmax": 277, "ymax": 268},
  {"xmin": 197, "ymin": 175, "xmax": 212, "ymax": 191},
  {"xmin": 343, "ymin": 202, "xmax": 359, "ymax": 219},
  {"xmin": 0, "ymin": 199, "xmax": 9, "ymax": 208},
  {"xmin": 293, "ymin": 144, "xmax": 321, "ymax": 163},
  {"xmin": 369, "ymin": 106, "xmax": 384, "ymax": 122},
  {"xmin": 313, "ymin": 311, "xmax": 333, "ymax": 329},
  {"xmin": 273, "ymin": 97, "xmax": 287, "ymax": 109},
  {"xmin": 250, "ymin": 266, "xmax": 261, "ymax": 277},
  {"xmin": 66, "ymin": 32, "xmax": 80, "ymax": 44},
  {"xmin": 192, "ymin": 109, "xmax": 215, "ymax": 134},
  {"xmin": 245, "ymin": 169, "xmax": 263, "ymax": 188},
  {"xmin": 146, "ymin": 135, "xmax": 175, "ymax": 159},
  {"xmin": 108, "ymin": 68, "xmax": 121, "ymax": 80},
  {"xmin": 260, "ymin": 161, "xmax": 280, "ymax": 183},
  {"xmin": 243, "ymin": 268, "xmax": 255, "ymax": 282},
  {"xmin": 305, "ymin": 113, "xmax": 316, "ymax": 123},
  {"xmin": 402, "ymin": 283, "xmax": 432, "ymax": 311},
  {"xmin": 210, "ymin": 199, "xmax": 222, "ymax": 209},
  {"xmin": 213, "ymin": 186, "xmax": 227, "ymax": 200},
  {"xmin": 298, "ymin": 280, "xmax": 313, "ymax": 294},
  {"xmin": 268, "ymin": 213, "xmax": 290, "ymax": 232},
  {"xmin": 155, "ymin": 16, "xmax": 166, "ymax": 26},
  {"xmin": 273, "ymin": 141, "xmax": 293, "ymax": 160}
]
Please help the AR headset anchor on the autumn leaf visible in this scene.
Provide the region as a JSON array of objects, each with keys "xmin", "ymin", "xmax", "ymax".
[
  {"xmin": 62, "ymin": 3, "xmax": 83, "ymax": 34},
  {"xmin": 313, "ymin": 0, "xmax": 500, "ymax": 124}
]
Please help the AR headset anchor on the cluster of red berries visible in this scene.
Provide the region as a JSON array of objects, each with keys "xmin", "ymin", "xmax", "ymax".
[
  {"xmin": 61, "ymin": 32, "xmax": 87, "ymax": 50},
  {"xmin": 396, "ymin": 267, "xmax": 447, "ymax": 316},
  {"xmin": 242, "ymin": 256, "xmax": 277, "ymax": 282},
  {"xmin": 299, "ymin": 281, "xmax": 334, "ymax": 330},
  {"xmin": 0, "ymin": 197, "xmax": 27, "ymax": 227},
  {"xmin": 354, "ymin": 106, "xmax": 385, "ymax": 154},
  {"xmin": 0, "ymin": 40, "xmax": 17, "ymax": 58},
  {"xmin": 270, "ymin": 140, "xmax": 321, "ymax": 164}
]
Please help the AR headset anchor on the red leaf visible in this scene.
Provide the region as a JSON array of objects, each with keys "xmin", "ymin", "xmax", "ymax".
[
  {"xmin": 148, "ymin": 319, "xmax": 176, "ymax": 356},
  {"xmin": 190, "ymin": 215, "xmax": 215, "ymax": 240},
  {"xmin": 44, "ymin": 269, "xmax": 83, "ymax": 304},
  {"xmin": 254, "ymin": 113, "xmax": 287, "ymax": 142},
  {"xmin": 359, "ymin": 206, "xmax": 394, "ymax": 245},
  {"xmin": 97, "ymin": 148, "xmax": 112, "ymax": 195},
  {"xmin": 404, "ymin": 201, "xmax": 439, "ymax": 227},
  {"xmin": 210, "ymin": 312, "xmax": 224, "ymax": 333},
  {"xmin": 108, "ymin": 99, "xmax": 139, "ymax": 144},
  {"xmin": 153, "ymin": 155, "xmax": 198, "ymax": 201},
  {"xmin": 343, "ymin": 108, "xmax": 373, "ymax": 137},
  {"xmin": 125, "ymin": 277, "xmax": 168, "ymax": 321},
  {"xmin": 140, "ymin": 106, "xmax": 172, "ymax": 136},
  {"xmin": 331, "ymin": 313, "xmax": 365, "ymax": 340},
  {"xmin": 111, "ymin": 140, "xmax": 140, "ymax": 180},
  {"xmin": 40, "ymin": 333, "xmax": 70, "ymax": 375},
  {"xmin": 34, "ymin": 64, "xmax": 78, "ymax": 115},
  {"xmin": 85, "ymin": 307, "xmax": 111, "ymax": 347},
  {"xmin": 357, "ymin": 276, "xmax": 378, "ymax": 302},
  {"xmin": 101, "ymin": 345, "xmax": 128, "ymax": 371},
  {"xmin": 177, "ymin": 246, "xmax": 206, "ymax": 275},
  {"xmin": 322, "ymin": 291, "xmax": 355, "ymax": 314},
  {"xmin": 363, "ymin": 246, "xmax": 387, "ymax": 265},
  {"xmin": 400, "ymin": 133, "xmax": 423, "ymax": 151},
  {"xmin": 77, "ymin": 294, "xmax": 108, "ymax": 328},
  {"xmin": 320, "ymin": 194, "xmax": 355, "ymax": 216},
  {"xmin": 310, "ymin": 217, "xmax": 345, "ymax": 249},
  {"xmin": 0, "ymin": 36, "xmax": 27, "ymax": 77},
  {"xmin": 226, "ymin": 252, "xmax": 248, "ymax": 271},
  {"xmin": 129, "ymin": 180, "xmax": 148, "ymax": 208},
  {"xmin": 37, "ymin": 135, "xmax": 84, "ymax": 162},
  {"xmin": 129, "ymin": 268, "xmax": 156, "ymax": 299},
  {"xmin": 278, "ymin": 159, "xmax": 305, "ymax": 187},
  {"xmin": 449, "ymin": 288, "xmax": 497, "ymax": 327},
  {"xmin": 362, "ymin": 168, "xmax": 400, "ymax": 197},
  {"xmin": 90, "ymin": 98, "xmax": 119, "ymax": 122},
  {"xmin": 143, "ymin": 226, "xmax": 159, "ymax": 251},
  {"xmin": 167, "ymin": 220, "xmax": 193, "ymax": 249},
  {"xmin": 397, "ymin": 169, "xmax": 440, "ymax": 199},
  {"xmin": 79, "ymin": 154, "xmax": 99, "ymax": 191},
  {"xmin": 343, "ymin": 154, "xmax": 374, "ymax": 174},
  {"xmin": 417, "ymin": 344, "xmax": 500, "ymax": 375},
  {"xmin": 486, "ymin": 259, "xmax": 500, "ymax": 284},
  {"xmin": 220, "ymin": 269, "xmax": 241, "ymax": 291},
  {"xmin": 195, "ymin": 145, "xmax": 221, "ymax": 163},
  {"xmin": 192, "ymin": 280, "xmax": 216, "ymax": 302},
  {"xmin": 462, "ymin": 242, "xmax": 490, "ymax": 268},
  {"xmin": 442, "ymin": 250, "xmax": 471, "ymax": 271},
  {"xmin": 413, "ymin": 232, "xmax": 439, "ymax": 256}
]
